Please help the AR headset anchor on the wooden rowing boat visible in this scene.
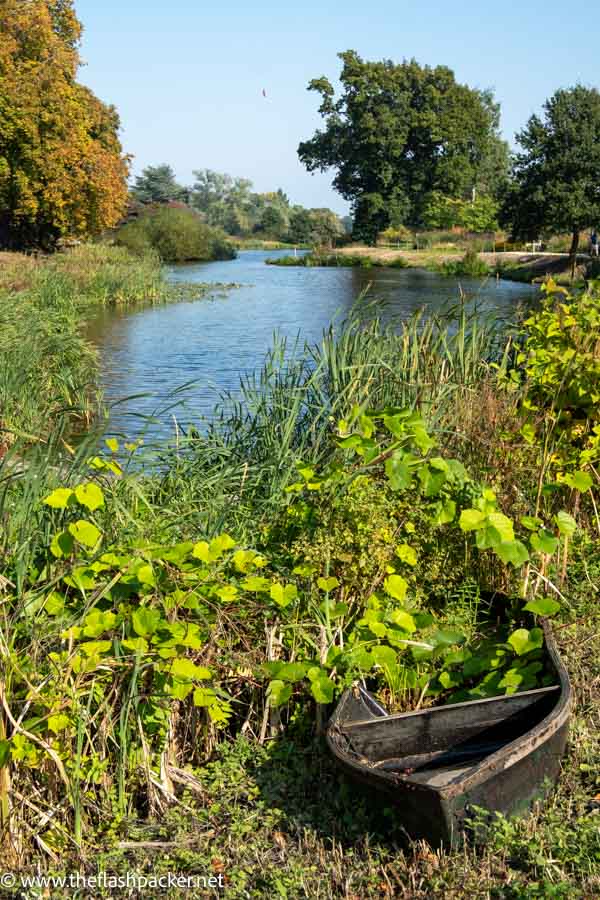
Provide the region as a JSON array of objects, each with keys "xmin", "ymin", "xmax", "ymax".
[{"xmin": 326, "ymin": 621, "xmax": 571, "ymax": 847}]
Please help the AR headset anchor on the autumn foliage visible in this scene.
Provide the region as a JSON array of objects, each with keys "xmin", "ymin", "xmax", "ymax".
[{"xmin": 0, "ymin": 0, "xmax": 130, "ymax": 249}]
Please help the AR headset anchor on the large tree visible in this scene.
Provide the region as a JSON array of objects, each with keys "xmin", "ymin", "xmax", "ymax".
[
  {"xmin": 501, "ymin": 85, "xmax": 600, "ymax": 267},
  {"xmin": 298, "ymin": 50, "xmax": 508, "ymax": 243},
  {"xmin": 131, "ymin": 164, "xmax": 188, "ymax": 204},
  {"xmin": 0, "ymin": 0, "xmax": 129, "ymax": 249}
]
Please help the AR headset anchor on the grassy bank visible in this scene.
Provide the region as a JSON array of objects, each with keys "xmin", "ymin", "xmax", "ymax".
[
  {"xmin": 0, "ymin": 281, "xmax": 599, "ymax": 893},
  {"xmin": 0, "ymin": 245, "xmax": 231, "ymax": 449},
  {"xmin": 269, "ymin": 245, "xmax": 595, "ymax": 285}
]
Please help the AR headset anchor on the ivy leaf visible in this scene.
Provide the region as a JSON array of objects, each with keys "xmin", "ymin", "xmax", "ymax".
[
  {"xmin": 520, "ymin": 515, "xmax": 543, "ymax": 531},
  {"xmin": 83, "ymin": 610, "xmax": 117, "ymax": 637},
  {"xmin": 68, "ymin": 520, "xmax": 102, "ymax": 548},
  {"xmin": 43, "ymin": 488, "xmax": 74, "ymax": 509},
  {"xmin": 383, "ymin": 574, "xmax": 408, "ymax": 602},
  {"xmin": 45, "ymin": 592, "xmax": 65, "ymax": 615},
  {"xmin": 121, "ymin": 637, "xmax": 149, "ymax": 654},
  {"xmin": 555, "ymin": 511, "xmax": 577, "ymax": 536},
  {"xmin": 240, "ymin": 575, "xmax": 271, "ymax": 593},
  {"xmin": 431, "ymin": 629, "xmax": 466, "ymax": 647},
  {"xmin": 307, "ymin": 669, "xmax": 335, "ymax": 704},
  {"xmin": 79, "ymin": 640, "xmax": 112, "ymax": 657},
  {"xmin": 216, "ymin": 585, "xmax": 238, "ymax": 602},
  {"xmin": 209, "ymin": 533, "xmax": 236, "ymax": 556},
  {"xmin": 523, "ymin": 596, "xmax": 560, "ymax": 617},
  {"xmin": 433, "ymin": 499, "xmax": 456, "ymax": 525},
  {"xmin": 74, "ymin": 483, "xmax": 104, "ymax": 512},
  {"xmin": 170, "ymin": 659, "xmax": 211, "ymax": 681},
  {"xmin": 276, "ymin": 662, "xmax": 308, "ymax": 683}
]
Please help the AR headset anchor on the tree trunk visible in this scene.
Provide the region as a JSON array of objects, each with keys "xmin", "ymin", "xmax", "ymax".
[{"xmin": 569, "ymin": 228, "xmax": 580, "ymax": 281}]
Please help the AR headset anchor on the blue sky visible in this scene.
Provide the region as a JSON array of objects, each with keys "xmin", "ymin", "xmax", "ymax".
[{"xmin": 77, "ymin": 0, "xmax": 599, "ymax": 214}]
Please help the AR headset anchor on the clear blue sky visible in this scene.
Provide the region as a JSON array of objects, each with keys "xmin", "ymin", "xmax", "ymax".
[{"xmin": 77, "ymin": 0, "xmax": 599, "ymax": 215}]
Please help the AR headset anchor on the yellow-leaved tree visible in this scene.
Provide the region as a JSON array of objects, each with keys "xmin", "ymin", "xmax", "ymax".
[{"xmin": 0, "ymin": 0, "xmax": 130, "ymax": 249}]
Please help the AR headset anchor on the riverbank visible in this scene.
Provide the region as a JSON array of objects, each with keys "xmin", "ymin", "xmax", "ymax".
[
  {"xmin": 267, "ymin": 245, "xmax": 593, "ymax": 284},
  {"xmin": 0, "ymin": 245, "xmax": 233, "ymax": 449}
]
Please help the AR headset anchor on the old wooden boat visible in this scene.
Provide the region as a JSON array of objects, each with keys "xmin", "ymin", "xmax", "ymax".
[{"xmin": 326, "ymin": 621, "xmax": 571, "ymax": 847}]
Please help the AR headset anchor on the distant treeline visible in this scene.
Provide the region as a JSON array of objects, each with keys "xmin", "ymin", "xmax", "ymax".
[{"xmin": 129, "ymin": 165, "xmax": 351, "ymax": 247}]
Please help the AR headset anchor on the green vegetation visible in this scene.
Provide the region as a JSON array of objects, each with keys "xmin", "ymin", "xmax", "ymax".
[
  {"xmin": 130, "ymin": 166, "xmax": 346, "ymax": 246},
  {"xmin": 1, "ymin": 281, "xmax": 599, "ymax": 895},
  {"xmin": 501, "ymin": 86, "xmax": 600, "ymax": 269},
  {"xmin": 298, "ymin": 50, "xmax": 508, "ymax": 243},
  {"xmin": 0, "ymin": 246, "xmax": 227, "ymax": 447},
  {"xmin": 115, "ymin": 207, "xmax": 236, "ymax": 263},
  {"xmin": 266, "ymin": 252, "xmax": 408, "ymax": 268},
  {"xmin": 439, "ymin": 248, "xmax": 491, "ymax": 278}
]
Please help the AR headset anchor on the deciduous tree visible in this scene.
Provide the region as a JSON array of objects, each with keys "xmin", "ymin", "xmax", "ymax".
[
  {"xmin": 298, "ymin": 50, "xmax": 507, "ymax": 243},
  {"xmin": 501, "ymin": 85, "xmax": 600, "ymax": 271},
  {"xmin": 0, "ymin": 0, "xmax": 129, "ymax": 249}
]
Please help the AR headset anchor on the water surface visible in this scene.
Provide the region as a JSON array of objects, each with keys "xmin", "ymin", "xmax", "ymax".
[{"xmin": 85, "ymin": 250, "xmax": 536, "ymax": 439}]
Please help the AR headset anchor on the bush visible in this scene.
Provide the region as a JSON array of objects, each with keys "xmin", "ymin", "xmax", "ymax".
[
  {"xmin": 115, "ymin": 207, "xmax": 237, "ymax": 263},
  {"xmin": 440, "ymin": 248, "xmax": 490, "ymax": 277}
]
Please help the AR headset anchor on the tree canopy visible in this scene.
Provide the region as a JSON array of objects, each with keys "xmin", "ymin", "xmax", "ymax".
[
  {"xmin": 298, "ymin": 50, "xmax": 508, "ymax": 243},
  {"xmin": 0, "ymin": 0, "xmax": 129, "ymax": 249},
  {"xmin": 501, "ymin": 85, "xmax": 600, "ymax": 260},
  {"xmin": 131, "ymin": 164, "xmax": 188, "ymax": 204}
]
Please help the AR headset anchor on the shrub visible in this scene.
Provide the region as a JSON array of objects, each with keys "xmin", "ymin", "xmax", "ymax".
[
  {"xmin": 440, "ymin": 248, "xmax": 490, "ymax": 277},
  {"xmin": 115, "ymin": 207, "xmax": 236, "ymax": 263}
]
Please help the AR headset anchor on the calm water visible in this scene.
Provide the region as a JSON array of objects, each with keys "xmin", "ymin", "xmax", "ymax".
[{"xmin": 85, "ymin": 250, "xmax": 536, "ymax": 440}]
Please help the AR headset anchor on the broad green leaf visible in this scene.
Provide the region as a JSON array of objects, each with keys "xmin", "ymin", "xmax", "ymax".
[
  {"xmin": 530, "ymin": 530, "xmax": 559, "ymax": 555},
  {"xmin": 68, "ymin": 520, "xmax": 102, "ymax": 548},
  {"xmin": 79, "ymin": 640, "xmax": 112, "ymax": 657},
  {"xmin": 431, "ymin": 629, "xmax": 466, "ymax": 647},
  {"xmin": 83, "ymin": 610, "xmax": 117, "ymax": 637},
  {"xmin": 170, "ymin": 658, "xmax": 211, "ymax": 681},
  {"xmin": 520, "ymin": 515, "xmax": 543, "ymax": 531},
  {"xmin": 371, "ymin": 645, "xmax": 398, "ymax": 668},
  {"xmin": 74, "ymin": 483, "xmax": 104, "ymax": 512},
  {"xmin": 105, "ymin": 438, "xmax": 119, "ymax": 453},
  {"xmin": 395, "ymin": 544, "xmax": 417, "ymax": 566},
  {"xmin": 508, "ymin": 627, "xmax": 544, "ymax": 656},
  {"xmin": 459, "ymin": 509, "xmax": 486, "ymax": 531},
  {"xmin": 50, "ymin": 530, "xmax": 74, "ymax": 559},
  {"xmin": 383, "ymin": 574, "xmax": 408, "ymax": 602},
  {"xmin": 523, "ymin": 596, "xmax": 560, "ymax": 617},
  {"xmin": 132, "ymin": 607, "xmax": 162, "ymax": 638},
  {"xmin": 439, "ymin": 670, "xmax": 463, "ymax": 689},
  {"xmin": 316, "ymin": 576, "xmax": 339, "ymax": 592},
  {"xmin": 45, "ymin": 592, "xmax": 65, "ymax": 615},
  {"xmin": 387, "ymin": 608, "xmax": 416, "ymax": 633},
  {"xmin": 43, "ymin": 488, "xmax": 74, "ymax": 509},
  {"xmin": 385, "ymin": 452, "xmax": 412, "ymax": 490},
  {"xmin": 555, "ymin": 511, "xmax": 577, "ymax": 537},
  {"xmin": 193, "ymin": 687, "xmax": 217, "ymax": 707},
  {"xmin": 209, "ymin": 533, "xmax": 236, "ymax": 556},
  {"xmin": 276, "ymin": 662, "xmax": 308, "ymax": 683},
  {"xmin": 308, "ymin": 673, "xmax": 335, "ymax": 704},
  {"xmin": 270, "ymin": 583, "xmax": 298, "ymax": 607},
  {"xmin": 216, "ymin": 584, "xmax": 238, "ymax": 602},
  {"xmin": 418, "ymin": 465, "xmax": 446, "ymax": 497},
  {"xmin": 121, "ymin": 637, "xmax": 149, "ymax": 654},
  {"xmin": 192, "ymin": 541, "xmax": 211, "ymax": 562},
  {"xmin": 494, "ymin": 540, "xmax": 529, "ymax": 567},
  {"xmin": 267, "ymin": 680, "xmax": 292, "ymax": 707},
  {"xmin": 563, "ymin": 470, "xmax": 593, "ymax": 492},
  {"xmin": 136, "ymin": 564, "xmax": 156, "ymax": 587},
  {"xmin": 433, "ymin": 499, "xmax": 456, "ymax": 525},
  {"xmin": 47, "ymin": 714, "xmax": 70, "ymax": 734},
  {"xmin": 240, "ymin": 575, "xmax": 271, "ymax": 592}
]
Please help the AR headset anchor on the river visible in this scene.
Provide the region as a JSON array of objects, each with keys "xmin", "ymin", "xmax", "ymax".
[{"xmin": 85, "ymin": 250, "xmax": 537, "ymax": 441}]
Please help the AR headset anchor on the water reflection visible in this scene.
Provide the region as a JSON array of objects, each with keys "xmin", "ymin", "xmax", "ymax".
[{"xmin": 84, "ymin": 250, "xmax": 536, "ymax": 439}]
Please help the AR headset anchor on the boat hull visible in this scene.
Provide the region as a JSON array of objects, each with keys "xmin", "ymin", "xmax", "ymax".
[{"xmin": 326, "ymin": 621, "xmax": 571, "ymax": 847}]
